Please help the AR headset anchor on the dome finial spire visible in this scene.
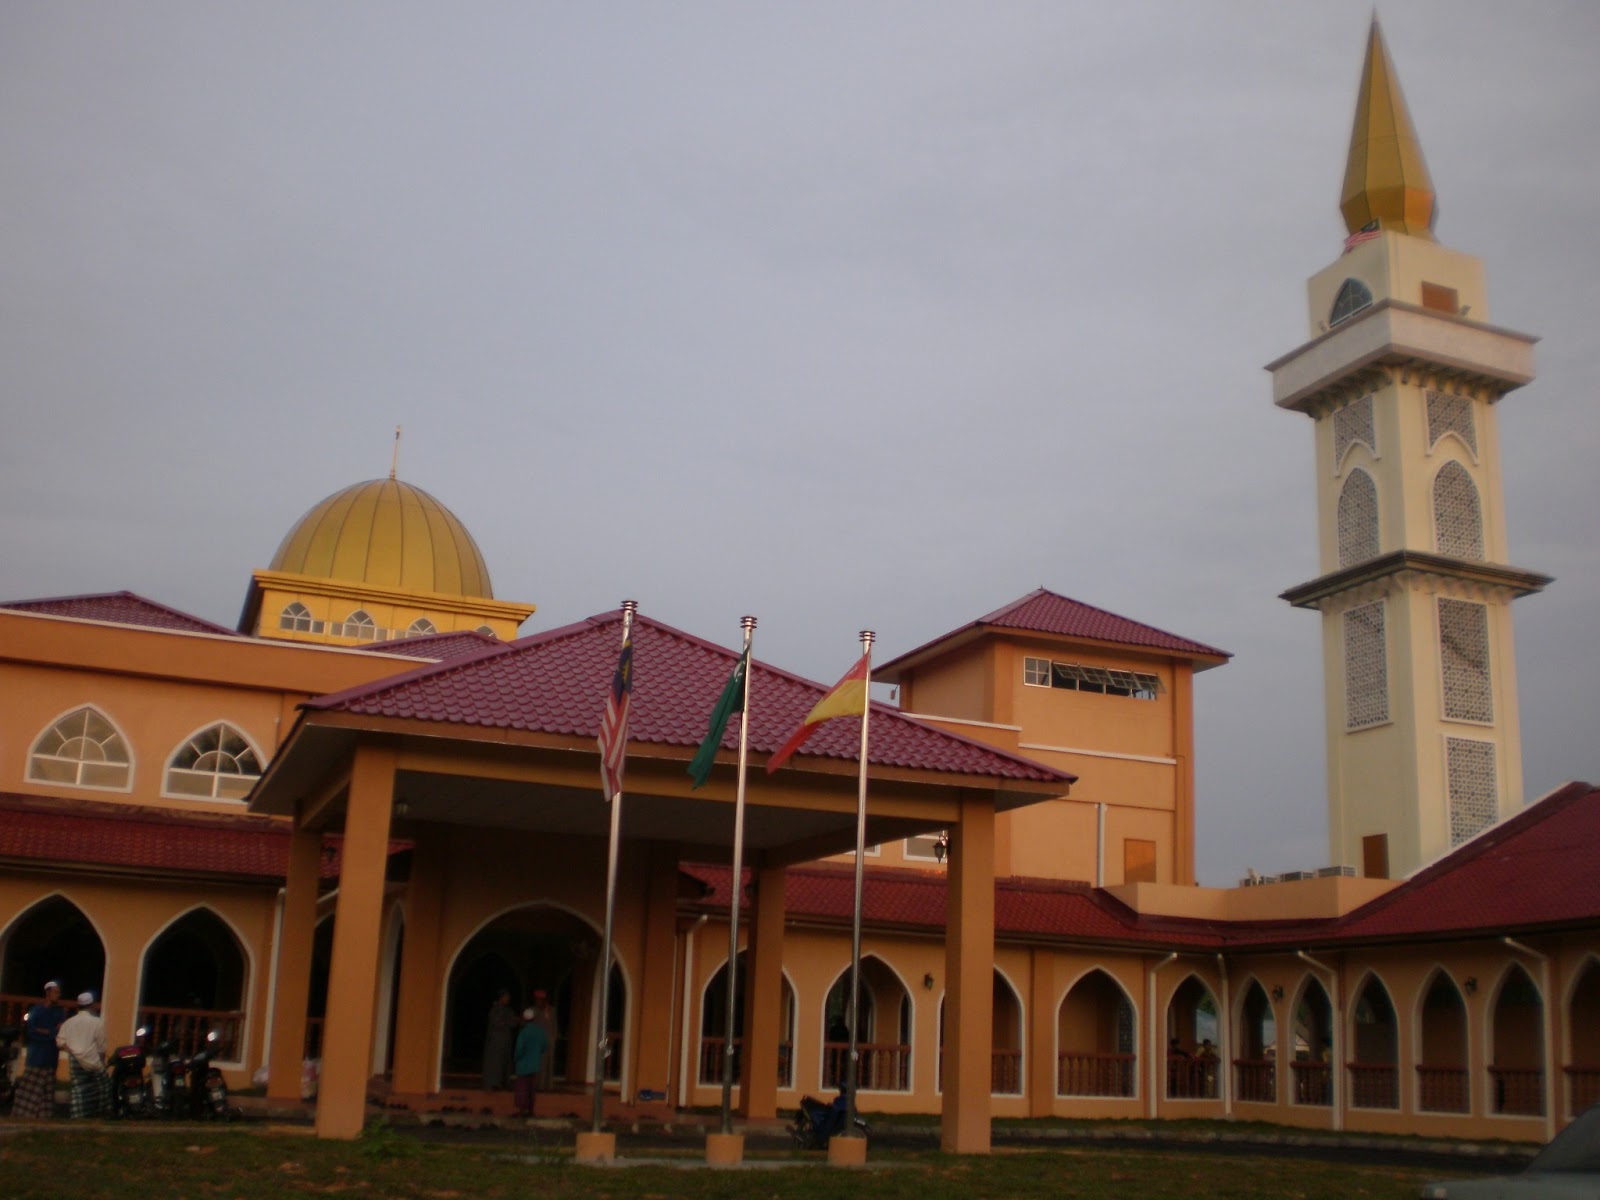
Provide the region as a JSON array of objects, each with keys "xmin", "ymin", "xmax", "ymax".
[
  {"xmin": 389, "ymin": 424, "xmax": 401, "ymax": 481},
  {"xmin": 1341, "ymin": 16, "xmax": 1436, "ymax": 240}
]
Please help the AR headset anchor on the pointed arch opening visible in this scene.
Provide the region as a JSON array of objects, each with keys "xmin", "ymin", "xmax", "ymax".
[
  {"xmin": 1235, "ymin": 979, "xmax": 1277, "ymax": 1103},
  {"xmin": 697, "ymin": 952, "xmax": 796, "ymax": 1089},
  {"xmin": 1337, "ymin": 468, "xmax": 1380, "ymax": 567},
  {"xmin": 1433, "ymin": 460, "xmax": 1485, "ymax": 560},
  {"xmin": 0, "ymin": 895, "xmax": 105, "ymax": 1025},
  {"xmin": 1290, "ymin": 977, "xmax": 1333, "ymax": 1106},
  {"xmin": 1056, "ymin": 969, "xmax": 1136, "ymax": 1098},
  {"xmin": 1491, "ymin": 964, "xmax": 1545, "ymax": 1116},
  {"xmin": 1349, "ymin": 973, "xmax": 1398, "ymax": 1109},
  {"xmin": 991, "ymin": 970, "xmax": 1024, "ymax": 1096},
  {"xmin": 138, "ymin": 907, "xmax": 248, "ymax": 1060},
  {"xmin": 1567, "ymin": 958, "xmax": 1600, "ymax": 1117},
  {"xmin": 1165, "ymin": 975, "xmax": 1220, "ymax": 1099},
  {"xmin": 1417, "ymin": 970, "xmax": 1469, "ymax": 1113},
  {"xmin": 823, "ymin": 955, "xmax": 909, "ymax": 1092}
]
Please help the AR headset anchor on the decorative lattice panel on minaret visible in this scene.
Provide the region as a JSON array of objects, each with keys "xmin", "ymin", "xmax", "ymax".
[
  {"xmin": 1344, "ymin": 602, "xmax": 1389, "ymax": 729},
  {"xmin": 1432, "ymin": 462, "xmax": 1485, "ymax": 560},
  {"xmin": 1446, "ymin": 736, "xmax": 1497, "ymax": 845},
  {"xmin": 1332, "ymin": 395, "xmax": 1376, "ymax": 469},
  {"xmin": 1337, "ymin": 469, "xmax": 1380, "ymax": 567},
  {"xmin": 1426, "ymin": 390, "xmax": 1477, "ymax": 456},
  {"xmin": 1438, "ymin": 598, "xmax": 1493, "ymax": 722}
]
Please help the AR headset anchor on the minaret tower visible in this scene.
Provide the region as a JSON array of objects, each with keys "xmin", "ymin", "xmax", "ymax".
[{"xmin": 1268, "ymin": 20, "xmax": 1550, "ymax": 879}]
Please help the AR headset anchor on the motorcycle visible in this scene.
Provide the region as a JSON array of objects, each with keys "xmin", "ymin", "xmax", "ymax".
[
  {"xmin": 789, "ymin": 1084, "xmax": 870, "ymax": 1149},
  {"xmin": 0, "ymin": 1025, "xmax": 19, "ymax": 1116},
  {"xmin": 179, "ymin": 1030, "xmax": 237, "ymax": 1120},
  {"xmin": 108, "ymin": 1027, "xmax": 153, "ymax": 1118}
]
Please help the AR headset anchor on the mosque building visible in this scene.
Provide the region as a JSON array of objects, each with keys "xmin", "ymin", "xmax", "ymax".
[{"xmin": 0, "ymin": 20, "xmax": 1595, "ymax": 1153}]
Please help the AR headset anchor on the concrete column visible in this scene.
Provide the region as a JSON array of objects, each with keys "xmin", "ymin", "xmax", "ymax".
[
  {"xmin": 633, "ymin": 841, "xmax": 681, "ymax": 1100},
  {"xmin": 738, "ymin": 864, "xmax": 787, "ymax": 1119},
  {"xmin": 267, "ymin": 823, "xmax": 322, "ymax": 1103},
  {"xmin": 390, "ymin": 823, "xmax": 446, "ymax": 1096},
  {"xmin": 315, "ymin": 742, "xmax": 396, "ymax": 1139},
  {"xmin": 941, "ymin": 792, "xmax": 995, "ymax": 1154},
  {"xmin": 1027, "ymin": 947, "xmax": 1056, "ymax": 1117}
]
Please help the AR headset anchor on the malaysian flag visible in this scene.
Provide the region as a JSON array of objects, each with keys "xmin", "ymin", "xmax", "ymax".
[{"xmin": 597, "ymin": 634, "xmax": 634, "ymax": 802}]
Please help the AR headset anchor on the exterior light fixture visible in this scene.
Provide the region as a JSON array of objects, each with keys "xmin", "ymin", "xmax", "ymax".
[
  {"xmin": 1463, "ymin": 977, "xmax": 1478, "ymax": 995},
  {"xmin": 923, "ymin": 973, "xmax": 935, "ymax": 991},
  {"xmin": 933, "ymin": 831, "xmax": 949, "ymax": 865},
  {"xmin": 1271, "ymin": 985, "xmax": 1285, "ymax": 1002}
]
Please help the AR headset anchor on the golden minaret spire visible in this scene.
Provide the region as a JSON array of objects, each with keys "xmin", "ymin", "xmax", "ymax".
[{"xmin": 1340, "ymin": 17, "xmax": 1436, "ymax": 240}]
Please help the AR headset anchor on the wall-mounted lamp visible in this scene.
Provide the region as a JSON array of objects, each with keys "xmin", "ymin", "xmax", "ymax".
[
  {"xmin": 1271, "ymin": 985, "xmax": 1284, "ymax": 1002},
  {"xmin": 393, "ymin": 799, "xmax": 410, "ymax": 818},
  {"xmin": 933, "ymin": 831, "xmax": 950, "ymax": 865},
  {"xmin": 1463, "ymin": 976, "xmax": 1478, "ymax": 995},
  {"xmin": 923, "ymin": 973, "xmax": 935, "ymax": 991}
]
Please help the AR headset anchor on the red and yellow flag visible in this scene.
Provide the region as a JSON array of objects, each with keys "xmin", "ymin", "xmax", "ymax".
[{"xmin": 765, "ymin": 653, "xmax": 869, "ymax": 774}]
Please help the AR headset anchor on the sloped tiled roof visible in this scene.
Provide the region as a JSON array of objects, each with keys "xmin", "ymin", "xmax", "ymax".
[
  {"xmin": 0, "ymin": 591, "xmax": 240, "ymax": 637},
  {"xmin": 354, "ymin": 629, "xmax": 505, "ymax": 662},
  {"xmin": 877, "ymin": 588, "xmax": 1229, "ymax": 677},
  {"xmin": 305, "ymin": 612, "xmax": 1074, "ymax": 783},
  {"xmin": 1322, "ymin": 781, "xmax": 1600, "ymax": 943}
]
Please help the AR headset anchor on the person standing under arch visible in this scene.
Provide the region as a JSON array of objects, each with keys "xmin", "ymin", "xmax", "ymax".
[
  {"xmin": 15, "ymin": 982, "xmax": 66, "ymax": 1119},
  {"xmin": 482, "ymin": 989, "xmax": 516, "ymax": 1090}
]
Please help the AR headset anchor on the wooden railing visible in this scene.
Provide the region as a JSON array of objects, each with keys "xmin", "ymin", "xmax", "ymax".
[
  {"xmin": 0, "ymin": 993, "xmax": 80, "ymax": 1029},
  {"xmin": 1166, "ymin": 1056, "xmax": 1219, "ymax": 1100},
  {"xmin": 1489, "ymin": 1066, "xmax": 1543, "ymax": 1116},
  {"xmin": 1416, "ymin": 1065, "xmax": 1469, "ymax": 1113},
  {"xmin": 1290, "ymin": 1060, "xmax": 1332, "ymax": 1106},
  {"xmin": 823, "ymin": 1041, "xmax": 909, "ymax": 1092},
  {"xmin": 990, "ymin": 1049, "xmax": 1022, "ymax": 1095},
  {"xmin": 696, "ymin": 1037, "xmax": 794, "ymax": 1088},
  {"xmin": 1347, "ymin": 1062, "xmax": 1398, "ymax": 1109},
  {"xmin": 1058, "ymin": 1052, "xmax": 1135, "ymax": 1098},
  {"xmin": 136, "ymin": 1006, "xmax": 244, "ymax": 1062},
  {"xmin": 1565, "ymin": 1064, "xmax": 1600, "ymax": 1117},
  {"xmin": 1234, "ymin": 1058, "xmax": 1276, "ymax": 1103}
]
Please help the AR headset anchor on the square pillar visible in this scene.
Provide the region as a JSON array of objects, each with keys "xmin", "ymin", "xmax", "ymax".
[
  {"xmin": 738, "ymin": 864, "xmax": 786, "ymax": 1119},
  {"xmin": 267, "ymin": 823, "xmax": 322, "ymax": 1103},
  {"xmin": 941, "ymin": 792, "xmax": 995, "ymax": 1154},
  {"xmin": 632, "ymin": 841, "xmax": 681, "ymax": 1099},
  {"xmin": 1026, "ymin": 948, "xmax": 1056, "ymax": 1117},
  {"xmin": 316, "ymin": 742, "xmax": 396, "ymax": 1139},
  {"xmin": 390, "ymin": 823, "xmax": 445, "ymax": 1096}
]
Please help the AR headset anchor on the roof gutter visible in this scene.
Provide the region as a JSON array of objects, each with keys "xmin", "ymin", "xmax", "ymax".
[{"xmin": 1500, "ymin": 937, "xmax": 1556, "ymax": 1143}]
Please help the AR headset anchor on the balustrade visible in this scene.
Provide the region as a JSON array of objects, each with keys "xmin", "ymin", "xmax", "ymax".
[
  {"xmin": 1416, "ymin": 1065, "xmax": 1468, "ymax": 1113},
  {"xmin": 1347, "ymin": 1062, "xmax": 1398, "ymax": 1109},
  {"xmin": 1057, "ymin": 1052, "xmax": 1135, "ymax": 1098},
  {"xmin": 1234, "ymin": 1058, "xmax": 1276, "ymax": 1104}
]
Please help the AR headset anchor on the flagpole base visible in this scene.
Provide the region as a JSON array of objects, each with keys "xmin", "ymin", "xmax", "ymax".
[
  {"xmin": 704, "ymin": 1132, "xmax": 745, "ymax": 1166},
  {"xmin": 827, "ymin": 1133, "xmax": 868, "ymax": 1167},
  {"xmin": 574, "ymin": 1132, "xmax": 616, "ymax": 1163}
]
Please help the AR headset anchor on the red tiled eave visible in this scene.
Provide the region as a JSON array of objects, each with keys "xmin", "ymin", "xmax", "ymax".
[{"xmin": 0, "ymin": 591, "xmax": 241, "ymax": 637}]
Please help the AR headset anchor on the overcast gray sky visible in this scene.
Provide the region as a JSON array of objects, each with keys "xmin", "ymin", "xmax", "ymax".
[{"xmin": 2, "ymin": 2, "xmax": 1596, "ymax": 886}]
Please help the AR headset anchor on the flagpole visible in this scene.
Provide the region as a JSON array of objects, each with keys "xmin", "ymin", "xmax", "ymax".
[
  {"xmin": 845, "ymin": 629, "xmax": 874, "ymax": 1137},
  {"xmin": 719, "ymin": 616, "xmax": 756, "ymax": 1135},
  {"xmin": 592, "ymin": 599, "xmax": 636, "ymax": 1135}
]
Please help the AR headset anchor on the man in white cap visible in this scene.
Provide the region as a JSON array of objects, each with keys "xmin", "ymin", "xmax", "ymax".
[
  {"xmin": 15, "ymin": 981, "xmax": 66, "ymax": 1118},
  {"xmin": 57, "ymin": 991, "xmax": 109, "ymax": 1118}
]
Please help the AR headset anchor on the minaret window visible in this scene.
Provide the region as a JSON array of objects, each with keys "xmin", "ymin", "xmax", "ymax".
[
  {"xmin": 1343, "ymin": 603, "xmax": 1389, "ymax": 729},
  {"xmin": 1336, "ymin": 469, "xmax": 1380, "ymax": 567},
  {"xmin": 1439, "ymin": 599, "xmax": 1493, "ymax": 722},
  {"xmin": 279, "ymin": 602, "xmax": 324, "ymax": 634},
  {"xmin": 1329, "ymin": 278, "xmax": 1373, "ymax": 326},
  {"xmin": 1446, "ymin": 737, "xmax": 1497, "ymax": 845},
  {"xmin": 406, "ymin": 617, "xmax": 438, "ymax": 637},
  {"xmin": 1332, "ymin": 395, "xmax": 1376, "ymax": 469},
  {"xmin": 1433, "ymin": 462, "xmax": 1485, "ymax": 560},
  {"xmin": 1426, "ymin": 391, "xmax": 1478, "ymax": 456},
  {"xmin": 28, "ymin": 706, "xmax": 132, "ymax": 790},
  {"xmin": 165, "ymin": 722, "xmax": 263, "ymax": 801}
]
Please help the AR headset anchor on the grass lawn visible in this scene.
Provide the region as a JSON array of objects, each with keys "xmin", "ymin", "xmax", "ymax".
[{"xmin": 0, "ymin": 1126, "xmax": 1455, "ymax": 1199}]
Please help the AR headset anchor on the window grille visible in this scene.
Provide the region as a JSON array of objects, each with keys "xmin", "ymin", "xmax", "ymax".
[
  {"xmin": 1330, "ymin": 278, "xmax": 1373, "ymax": 326},
  {"xmin": 1426, "ymin": 391, "xmax": 1477, "ymax": 456},
  {"xmin": 279, "ymin": 602, "xmax": 325, "ymax": 634},
  {"xmin": 1332, "ymin": 395, "xmax": 1375, "ymax": 469},
  {"xmin": 1446, "ymin": 737, "xmax": 1497, "ymax": 845},
  {"xmin": 1337, "ymin": 469, "xmax": 1380, "ymax": 567},
  {"xmin": 1439, "ymin": 599, "xmax": 1492, "ymax": 722},
  {"xmin": 1433, "ymin": 462, "xmax": 1484, "ymax": 560},
  {"xmin": 166, "ymin": 723, "xmax": 262, "ymax": 800},
  {"xmin": 329, "ymin": 610, "xmax": 379, "ymax": 640},
  {"xmin": 1343, "ymin": 603, "xmax": 1389, "ymax": 729},
  {"xmin": 28, "ymin": 706, "xmax": 132, "ymax": 789}
]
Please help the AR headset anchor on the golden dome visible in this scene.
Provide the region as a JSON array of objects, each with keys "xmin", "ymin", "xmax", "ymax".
[{"xmin": 269, "ymin": 478, "xmax": 495, "ymax": 599}]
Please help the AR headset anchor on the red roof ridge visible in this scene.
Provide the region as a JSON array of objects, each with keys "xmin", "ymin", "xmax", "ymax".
[{"xmin": 1, "ymin": 590, "xmax": 241, "ymax": 637}]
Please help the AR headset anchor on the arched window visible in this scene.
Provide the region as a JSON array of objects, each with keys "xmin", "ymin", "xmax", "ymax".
[
  {"xmin": 1330, "ymin": 278, "xmax": 1373, "ymax": 326},
  {"xmin": 406, "ymin": 617, "xmax": 438, "ymax": 637},
  {"xmin": 1417, "ymin": 971, "xmax": 1469, "ymax": 1113},
  {"xmin": 1490, "ymin": 965, "xmax": 1545, "ymax": 1116},
  {"xmin": 1433, "ymin": 461, "xmax": 1485, "ymax": 560},
  {"xmin": 28, "ymin": 706, "xmax": 132, "ymax": 790},
  {"xmin": 1349, "ymin": 975, "xmax": 1398, "ymax": 1109},
  {"xmin": 165, "ymin": 723, "xmax": 262, "ymax": 800},
  {"xmin": 1337, "ymin": 469, "xmax": 1380, "ymax": 567},
  {"xmin": 340, "ymin": 610, "xmax": 377, "ymax": 641},
  {"xmin": 0, "ymin": 895, "xmax": 106, "ymax": 1001},
  {"xmin": 823, "ymin": 956, "xmax": 910, "ymax": 1092},
  {"xmin": 1165, "ymin": 975, "xmax": 1220, "ymax": 1100},
  {"xmin": 1568, "ymin": 959, "xmax": 1600, "ymax": 1117},
  {"xmin": 138, "ymin": 908, "xmax": 248, "ymax": 1060},
  {"xmin": 279, "ymin": 602, "xmax": 318, "ymax": 633},
  {"xmin": 1291, "ymin": 978, "xmax": 1333, "ymax": 1106},
  {"xmin": 1057, "ymin": 969, "xmax": 1136, "ymax": 1098},
  {"xmin": 475, "ymin": 625, "xmax": 496, "ymax": 637},
  {"xmin": 698, "ymin": 953, "xmax": 797, "ymax": 1089},
  {"xmin": 1235, "ymin": 980, "xmax": 1277, "ymax": 1103},
  {"xmin": 991, "ymin": 971, "xmax": 1024, "ymax": 1096}
]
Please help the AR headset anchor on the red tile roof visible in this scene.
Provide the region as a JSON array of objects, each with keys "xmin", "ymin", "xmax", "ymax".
[
  {"xmin": 0, "ymin": 591, "xmax": 240, "ymax": 637},
  {"xmin": 355, "ymin": 629, "xmax": 504, "ymax": 661},
  {"xmin": 305, "ymin": 612, "xmax": 1074, "ymax": 783},
  {"xmin": 1320, "ymin": 781, "xmax": 1600, "ymax": 943},
  {"xmin": 878, "ymin": 588, "xmax": 1230, "ymax": 678}
]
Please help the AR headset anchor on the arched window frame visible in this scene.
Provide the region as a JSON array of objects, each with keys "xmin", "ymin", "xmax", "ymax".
[
  {"xmin": 27, "ymin": 705, "xmax": 134, "ymax": 792},
  {"xmin": 1330, "ymin": 278, "xmax": 1374, "ymax": 326},
  {"xmin": 134, "ymin": 904, "xmax": 254, "ymax": 1065},
  {"xmin": 1336, "ymin": 468, "xmax": 1381, "ymax": 567},
  {"xmin": 1432, "ymin": 460, "xmax": 1486, "ymax": 561},
  {"xmin": 162, "ymin": 721, "xmax": 265, "ymax": 802},
  {"xmin": 405, "ymin": 617, "xmax": 438, "ymax": 637},
  {"xmin": 278, "ymin": 602, "xmax": 323, "ymax": 634}
]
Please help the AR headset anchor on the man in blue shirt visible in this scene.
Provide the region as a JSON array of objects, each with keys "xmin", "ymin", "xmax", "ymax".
[
  {"xmin": 512, "ymin": 1007, "xmax": 549, "ymax": 1119},
  {"xmin": 16, "ymin": 981, "xmax": 66, "ymax": 1119}
]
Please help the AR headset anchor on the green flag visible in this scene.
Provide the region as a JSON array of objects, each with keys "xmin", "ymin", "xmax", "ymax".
[{"xmin": 688, "ymin": 650, "xmax": 748, "ymax": 789}]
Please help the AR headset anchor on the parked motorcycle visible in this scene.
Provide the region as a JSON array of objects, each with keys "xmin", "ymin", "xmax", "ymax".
[
  {"xmin": 0, "ymin": 1025, "xmax": 20, "ymax": 1116},
  {"xmin": 108, "ymin": 1027, "xmax": 153, "ymax": 1118},
  {"xmin": 180, "ymin": 1030, "xmax": 237, "ymax": 1120},
  {"xmin": 789, "ymin": 1084, "xmax": 869, "ymax": 1149}
]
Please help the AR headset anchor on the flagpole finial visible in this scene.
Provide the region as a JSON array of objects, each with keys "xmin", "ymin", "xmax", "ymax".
[
  {"xmin": 740, "ymin": 615, "xmax": 757, "ymax": 632},
  {"xmin": 859, "ymin": 630, "xmax": 875, "ymax": 651},
  {"xmin": 621, "ymin": 599, "xmax": 638, "ymax": 617}
]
